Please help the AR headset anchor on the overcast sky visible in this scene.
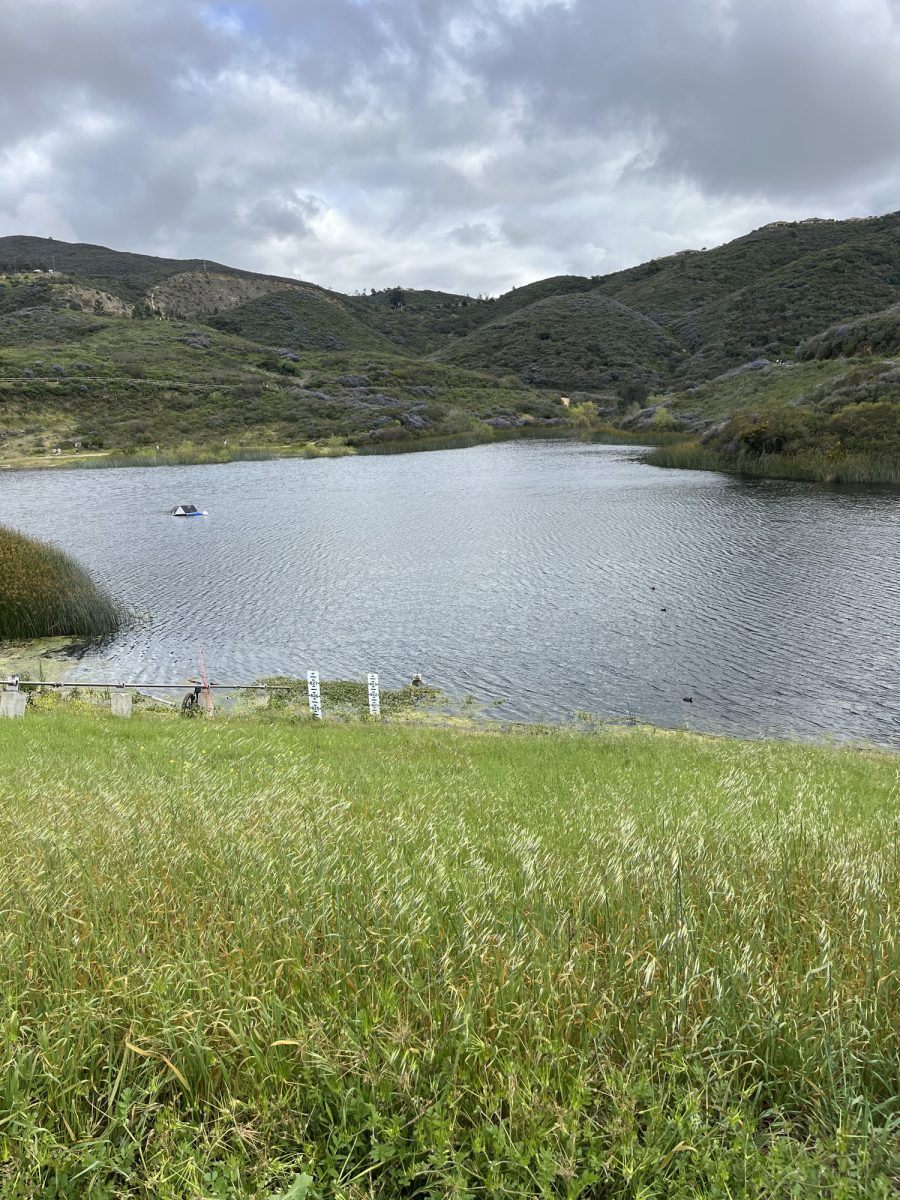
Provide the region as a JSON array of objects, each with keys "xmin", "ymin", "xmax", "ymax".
[{"xmin": 1, "ymin": 0, "xmax": 899, "ymax": 294}]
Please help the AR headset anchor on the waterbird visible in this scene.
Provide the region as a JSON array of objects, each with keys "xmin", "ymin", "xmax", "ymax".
[{"xmin": 682, "ymin": 696, "xmax": 693, "ymax": 703}]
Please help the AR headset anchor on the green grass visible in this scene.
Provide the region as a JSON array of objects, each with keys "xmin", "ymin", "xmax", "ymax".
[
  {"xmin": 0, "ymin": 524, "xmax": 122, "ymax": 638},
  {"xmin": 0, "ymin": 712, "xmax": 896, "ymax": 1197},
  {"xmin": 590, "ymin": 425, "xmax": 687, "ymax": 447}
]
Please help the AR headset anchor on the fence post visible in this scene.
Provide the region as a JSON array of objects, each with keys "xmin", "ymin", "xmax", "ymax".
[
  {"xmin": 110, "ymin": 687, "xmax": 133, "ymax": 718},
  {"xmin": 1, "ymin": 678, "xmax": 26, "ymax": 719},
  {"xmin": 307, "ymin": 671, "xmax": 322, "ymax": 719}
]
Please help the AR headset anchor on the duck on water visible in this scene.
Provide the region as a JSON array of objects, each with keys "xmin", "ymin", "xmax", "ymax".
[{"xmin": 170, "ymin": 504, "xmax": 207, "ymax": 517}]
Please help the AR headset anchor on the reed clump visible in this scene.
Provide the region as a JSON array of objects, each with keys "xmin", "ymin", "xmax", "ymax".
[
  {"xmin": 0, "ymin": 523, "xmax": 122, "ymax": 638},
  {"xmin": 0, "ymin": 715, "xmax": 896, "ymax": 1197}
]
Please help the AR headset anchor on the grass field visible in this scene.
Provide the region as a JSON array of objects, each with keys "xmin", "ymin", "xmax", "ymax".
[{"xmin": 0, "ymin": 711, "xmax": 896, "ymax": 1198}]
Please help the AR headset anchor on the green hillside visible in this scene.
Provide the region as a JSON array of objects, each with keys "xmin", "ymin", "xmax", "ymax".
[
  {"xmin": 209, "ymin": 287, "xmax": 396, "ymax": 353},
  {"xmin": 597, "ymin": 214, "xmax": 900, "ymax": 321},
  {"xmin": 671, "ymin": 242, "xmax": 900, "ymax": 382},
  {"xmin": 799, "ymin": 303, "xmax": 900, "ymax": 359},
  {"xmin": 0, "ymin": 292, "xmax": 567, "ymax": 463},
  {"xmin": 346, "ymin": 287, "xmax": 487, "ymax": 354},
  {"xmin": 639, "ymin": 356, "xmax": 900, "ymax": 483},
  {"xmin": 436, "ymin": 291, "xmax": 684, "ymax": 391},
  {"xmin": 2, "ymin": 213, "xmax": 900, "ymax": 476},
  {"xmin": 0, "ymin": 235, "xmax": 299, "ymax": 305},
  {"xmin": 346, "ymin": 275, "xmax": 597, "ymax": 356}
]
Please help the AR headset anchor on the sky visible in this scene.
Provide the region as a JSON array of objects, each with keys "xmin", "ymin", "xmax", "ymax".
[{"xmin": 1, "ymin": 0, "xmax": 899, "ymax": 295}]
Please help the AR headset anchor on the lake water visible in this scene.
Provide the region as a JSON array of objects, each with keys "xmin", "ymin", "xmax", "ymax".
[{"xmin": 1, "ymin": 441, "xmax": 898, "ymax": 745}]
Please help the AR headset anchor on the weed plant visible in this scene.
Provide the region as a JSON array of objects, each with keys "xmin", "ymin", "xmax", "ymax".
[{"xmin": 0, "ymin": 715, "xmax": 896, "ymax": 1197}]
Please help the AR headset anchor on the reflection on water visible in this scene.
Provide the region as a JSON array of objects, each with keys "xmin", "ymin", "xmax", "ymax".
[{"xmin": 0, "ymin": 441, "xmax": 898, "ymax": 744}]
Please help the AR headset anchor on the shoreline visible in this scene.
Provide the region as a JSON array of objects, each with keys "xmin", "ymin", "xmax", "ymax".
[
  {"xmin": 2, "ymin": 671, "xmax": 896, "ymax": 753},
  {"xmin": 645, "ymin": 440, "xmax": 900, "ymax": 487},
  {"xmin": 2, "ymin": 427, "xmax": 895, "ymax": 486},
  {"xmin": 0, "ymin": 426, "xmax": 685, "ymax": 472}
]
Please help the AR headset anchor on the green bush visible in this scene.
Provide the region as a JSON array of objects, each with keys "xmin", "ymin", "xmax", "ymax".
[{"xmin": 827, "ymin": 400, "xmax": 900, "ymax": 457}]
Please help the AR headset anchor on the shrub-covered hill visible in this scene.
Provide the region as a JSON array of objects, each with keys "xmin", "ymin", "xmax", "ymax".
[
  {"xmin": 435, "ymin": 292, "xmax": 684, "ymax": 392},
  {"xmin": 637, "ymin": 356, "xmax": 900, "ymax": 484},
  {"xmin": 345, "ymin": 288, "xmax": 492, "ymax": 355},
  {"xmin": 208, "ymin": 287, "xmax": 396, "ymax": 354},
  {"xmin": 5, "ymin": 212, "xmax": 900, "ymax": 389},
  {"xmin": 595, "ymin": 212, "xmax": 900, "ymax": 322},
  {"xmin": 346, "ymin": 276, "xmax": 598, "ymax": 356},
  {"xmin": 669, "ymin": 242, "xmax": 900, "ymax": 383},
  {"xmin": 0, "ymin": 235, "xmax": 307, "ymax": 306},
  {"xmin": 799, "ymin": 304, "xmax": 900, "ymax": 360},
  {"xmin": 366, "ymin": 211, "xmax": 900, "ymax": 390},
  {"xmin": 0, "ymin": 309, "xmax": 568, "ymax": 462},
  {"xmin": 3, "ymin": 212, "xmax": 900, "ymax": 474}
]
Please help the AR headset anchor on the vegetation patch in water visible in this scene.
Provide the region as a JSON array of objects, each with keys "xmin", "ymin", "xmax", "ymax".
[
  {"xmin": 645, "ymin": 440, "xmax": 900, "ymax": 484},
  {"xmin": 0, "ymin": 524, "xmax": 122, "ymax": 639}
]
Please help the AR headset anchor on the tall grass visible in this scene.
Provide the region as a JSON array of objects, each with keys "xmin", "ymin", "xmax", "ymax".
[
  {"xmin": 646, "ymin": 441, "xmax": 900, "ymax": 485},
  {"xmin": 0, "ymin": 714, "xmax": 896, "ymax": 1197},
  {"xmin": 0, "ymin": 524, "xmax": 121, "ymax": 638},
  {"xmin": 358, "ymin": 425, "xmax": 689, "ymax": 459},
  {"xmin": 590, "ymin": 425, "xmax": 687, "ymax": 447},
  {"xmin": 356, "ymin": 427, "xmax": 576, "ymax": 455}
]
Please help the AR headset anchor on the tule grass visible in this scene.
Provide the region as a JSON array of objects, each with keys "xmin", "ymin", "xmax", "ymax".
[
  {"xmin": 0, "ymin": 523, "xmax": 122, "ymax": 638},
  {"xmin": 645, "ymin": 441, "xmax": 900, "ymax": 485},
  {"xmin": 0, "ymin": 712, "xmax": 896, "ymax": 1197}
]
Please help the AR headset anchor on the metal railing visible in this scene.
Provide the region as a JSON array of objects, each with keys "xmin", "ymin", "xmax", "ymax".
[{"xmin": 1, "ymin": 670, "xmax": 382, "ymax": 720}]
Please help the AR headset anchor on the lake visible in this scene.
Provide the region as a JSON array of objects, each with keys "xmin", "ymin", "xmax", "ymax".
[{"xmin": 1, "ymin": 441, "xmax": 898, "ymax": 745}]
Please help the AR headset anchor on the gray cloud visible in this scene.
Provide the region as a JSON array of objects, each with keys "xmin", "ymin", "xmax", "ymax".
[{"xmin": 0, "ymin": 0, "xmax": 898, "ymax": 293}]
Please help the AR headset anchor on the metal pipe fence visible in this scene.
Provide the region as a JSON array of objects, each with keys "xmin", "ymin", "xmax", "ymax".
[{"xmin": 1, "ymin": 670, "xmax": 381, "ymax": 721}]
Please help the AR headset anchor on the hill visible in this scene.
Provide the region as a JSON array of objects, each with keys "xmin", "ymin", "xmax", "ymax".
[
  {"xmin": 594, "ymin": 216, "xmax": 897, "ymax": 320},
  {"xmin": 634, "ymin": 356, "xmax": 900, "ymax": 483},
  {"xmin": 2, "ymin": 213, "xmax": 900, "ymax": 475},
  {"xmin": 0, "ymin": 235, "xmax": 303, "ymax": 305},
  {"xmin": 0, "ymin": 280, "xmax": 567, "ymax": 463},
  {"xmin": 207, "ymin": 286, "xmax": 396, "ymax": 354},
  {"xmin": 436, "ymin": 291, "xmax": 684, "ymax": 392},
  {"xmin": 669, "ymin": 241, "xmax": 900, "ymax": 382},
  {"xmin": 799, "ymin": 303, "xmax": 900, "ymax": 359}
]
